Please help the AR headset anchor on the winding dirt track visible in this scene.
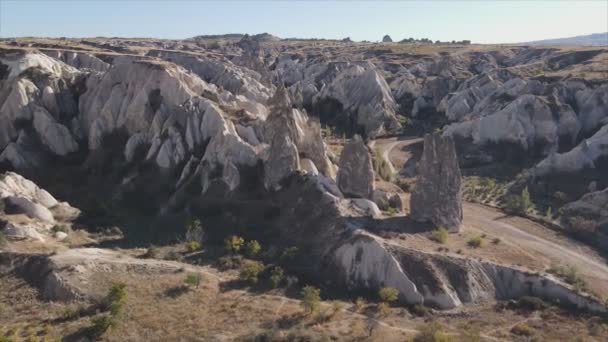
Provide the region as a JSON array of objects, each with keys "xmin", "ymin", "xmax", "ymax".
[{"xmin": 374, "ymin": 137, "xmax": 608, "ymax": 297}]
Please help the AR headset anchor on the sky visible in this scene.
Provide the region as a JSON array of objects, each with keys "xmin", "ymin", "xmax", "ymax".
[{"xmin": 1, "ymin": 0, "xmax": 607, "ymax": 44}]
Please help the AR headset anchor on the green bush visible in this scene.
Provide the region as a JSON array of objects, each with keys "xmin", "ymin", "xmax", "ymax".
[
  {"xmin": 269, "ymin": 266, "xmax": 284, "ymax": 288},
  {"xmin": 505, "ymin": 186, "xmax": 533, "ymax": 215},
  {"xmin": 300, "ymin": 285, "xmax": 321, "ymax": 314},
  {"xmin": 280, "ymin": 246, "xmax": 299, "ymax": 261},
  {"xmin": 89, "ymin": 315, "xmax": 115, "ymax": 338},
  {"xmin": 245, "ymin": 240, "xmax": 261, "ymax": 257},
  {"xmin": 0, "ymin": 231, "xmax": 6, "ymax": 247},
  {"xmin": 429, "ymin": 227, "xmax": 448, "ymax": 244},
  {"xmin": 411, "ymin": 303, "xmax": 430, "ymax": 317},
  {"xmin": 378, "ymin": 287, "xmax": 399, "ymax": 303},
  {"xmin": 224, "ymin": 235, "xmax": 244, "ymax": 253},
  {"xmin": 467, "ymin": 236, "xmax": 483, "ymax": 248},
  {"xmin": 184, "ymin": 273, "xmax": 202, "ymax": 288},
  {"xmin": 186, "ymin": 240, "xmax": 201, "ymax": 252},
  {"xmin": 239, "ymin": 260, "xmax": 264, "ymax": 284},
  {"xmin": 106, "ymin": 282, "xmax": 127, "ymax": 317}
]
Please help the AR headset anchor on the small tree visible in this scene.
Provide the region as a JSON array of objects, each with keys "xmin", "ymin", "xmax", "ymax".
[
  {"xmin": 245, "ymin": 240, "xmax": 261, "ymax": 257},
  {"xmin": 89, "ymin": 315, "xmax": 114, "ymax": 338},
  {"xmin": 269, "ymin": 266, "xmax": 284, "ymax": 288},
  {"xmin": 378, "ymin": 287, "xmax": 399, "ymax": 303},
  {"xmin": 355, "ymin": 297, "xmax": 365, "ymax": 312},
  {"xmin": 239, "ymin": 260, "xmax": 264, "ymax": 284},
  {"xmin": 224, "ymin": 235, "xmax": 244, "ymax": 254},
  {"xmin": 414, "ymin": 321, "xmax": 451, "ymax": 342},
  {"xmin": 506, "ymin": 187, "xmax": 533, "ymax": 215},
  {"xmin": 184, "ymin": 273, "xmax": 202, "ymax": 288},
  {"xmin": 300, "ymin": 285, "xmax": 321, "ymax": 315}
]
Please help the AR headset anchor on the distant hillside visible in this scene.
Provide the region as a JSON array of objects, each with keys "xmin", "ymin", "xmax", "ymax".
[{"xmin": 521, "ymin": 32, "xmax": 608, "ymax": 46}]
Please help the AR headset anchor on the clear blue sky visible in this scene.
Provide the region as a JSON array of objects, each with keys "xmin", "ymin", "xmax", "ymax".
[{"xmin": 1, "ymin": 1, "xmax": 606, "ymax": 44}]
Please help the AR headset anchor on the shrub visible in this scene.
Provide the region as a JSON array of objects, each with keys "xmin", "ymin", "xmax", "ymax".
[
  {"xmin": 89, "ymin": 315, "xmax": 115, "ymax": 338},
  {"xmin": 106, "ymin": 282, "xmax": 127, "ymax": 316},
  {"xmin": 239, "ymin": 260, "xmax": 264, "ymax": 284},
  {"xmin": 51, "ymin": 224, "xmax": 69, "ymax": 234},
  {"xmin": 492, "ymin": 237, "xmax": 501, "ymax": 245},
  {"xmin": 547, "ymin": 264, "xmax": 587, "ymax": 291},
  {"xmin": 62, "ymin": 305, "xmax": 82, "ymax": 320},
  {"xmin": 245, "ymin": 240, "xmax": 261, "ymax": 257},
  {"xmin": 354, "ymin": 297, "xmax": 365, "ymax": 312},
  {"xmin": 280, "ymin": 246, "xmax": 299, "ymax": 261},
  {"xmin": 411, "ymin": 303, "xmax": 430, "ymax": 317},
  {"xmin": 376, "ymin": 301, "xmax": 390, "ymax": 317},
  {"xmin": 429, "ymin": 227, "xmax": 448, "ymax": 244},
  {"xmin": 458, "ymin": 324, "xmax": 481, "ymax": 342},
  {"xmin": 143, "ymin": 245, "xmax": 159, "ymax": 259},
  {"xmin": 185, "ymin": 218, "xmax": 204, "ymax": 242},
  {"xmin": 184, "ymin": 273, "xmax": 202, "ymax": 288},
  {"xmin": 414, "ymin": 321, "xmax": 452, "ymax": 342},
  {"xmin": 568, "ymin": 216, "xmax": 596, "ymax": 234},
  {"xmin": 300, "ymin": 285, "xmax": 321, "ymax": 314},
  {"xmin": 269, "ymin": 266, "xmax": 284, "ymax": 288},
  {"xmin": 224, "ymin": 235, "xmax": 244, "ymax": 253},
  {"xmin": 545, "ymin": 207, "xmax": 553, "ymax": 219},
  {"xmin": 467, "ymin": 236, "xmax": 483, "ymax": 248},
  {"xmin": 0, "ymin": 231, "xmax": 6, "ymax": 247},
  {"xmin": 378, "ymin": 287, "xmax": 399, "ymax": 303},
  {"xmin": 514, "ymin": 296, "xmax": 548, "ymax": 311},
  {"xmin": 186, "ymin": 240, "xmax": 200, "ymax": 252},
  {"xmin": 511, "ymin": 323, "xmax": 534, "ymax": 336},
  {"xmin": 330, "ymin": 300, "xmax": 343, "ymax": 319},
  {"xmin": 505, "ymin": 187, "xmax": 533, "ymax": 215},
  {"xmin": 395, "ymin": 179, "xmax": 410, "ymax": 192},
  {"xmin": 217, "ymin": 255, "xmax": 243, "ymax": 270}
]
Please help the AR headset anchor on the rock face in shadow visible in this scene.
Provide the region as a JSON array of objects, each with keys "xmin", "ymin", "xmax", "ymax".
[
  {"xmin": 336, "ymin": 137, "xmax": 374, "ymax": 198},
  {"xmin": 410, "ymin": 133, "xmax": 462, "ymax": 232}
]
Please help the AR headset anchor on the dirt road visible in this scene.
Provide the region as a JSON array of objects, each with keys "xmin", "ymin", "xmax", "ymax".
[{"xmin": 375, "ymin": 136, "xmax": 608, "ymax": 297}]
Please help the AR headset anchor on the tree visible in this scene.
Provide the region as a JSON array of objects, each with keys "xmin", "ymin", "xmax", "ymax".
[
  {"xmin": 269, "ymin": 266, "xmax": 284, "ymax": 288},
  {"xmin": 378, "ymin": 287, "xmax": 399, "ymax": 303},
  {"xmin": 300, "ymin": 285, "xmax": 321, "ymax": 314},
  {"xmin": 505, "ymin": 186, "xmax": 533, "ymax": 215},
  {"xmin": 245, "ymin": 240, "xmax": 261, "ymax": 257},
  {"xmin": 224, "ymin": 235, "xmax": 244, "ymax": 253},
  {"xmin": 239, "ymin": 260, "xmax": 264, "ymax": 284}
]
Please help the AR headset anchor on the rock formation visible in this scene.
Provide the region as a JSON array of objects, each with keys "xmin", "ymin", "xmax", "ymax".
[
  {"xmin": 410, "ymin": 133, "xmax": 462, "ymax": 231},
  {"xmin": 336, "ymin": 136, "xmax": 374, "ymax": 198}
]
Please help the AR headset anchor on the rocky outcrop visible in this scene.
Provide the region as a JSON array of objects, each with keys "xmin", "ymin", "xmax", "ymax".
[
  {"xmin": 336, "ymin": 137, "xmax": 374, "ymax": 198},
  {"xmin": 560, "ymin": 188, "xmax": 608, "ymax": 250},
  {"xmin": 410, "ymin": 133, "xmax": 462, "ymax": 231}
]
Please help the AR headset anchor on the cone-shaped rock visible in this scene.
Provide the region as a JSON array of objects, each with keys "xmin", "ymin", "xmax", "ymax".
[
  {"xmin": 337, "ymin": 136, "xmax": 374, "ymax": 198},
  {"xmin": 410, "ymin": 133, "xmax": 462, "ymax": 232}
]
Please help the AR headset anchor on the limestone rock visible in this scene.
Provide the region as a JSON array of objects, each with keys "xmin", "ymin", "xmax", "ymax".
[
  {"xmin": 336, "ymin": 137, "xmax": 374, "ymax": 198},
  {"xmin": 4, "ymin": 196, "xmax": 55, "ymax": 222},
  {"xmin": 410, "ymin": 133, "xmax": 462, "ymax": 231},
  {"xmin": 264, "ymin": 134, "xmax": 300, "ymax": 191}
]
